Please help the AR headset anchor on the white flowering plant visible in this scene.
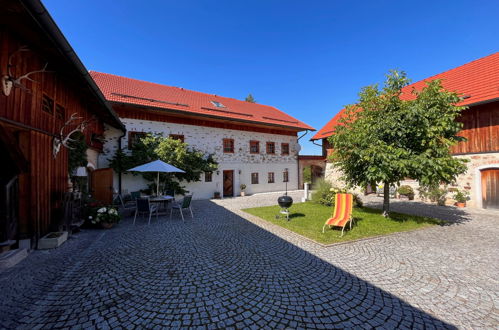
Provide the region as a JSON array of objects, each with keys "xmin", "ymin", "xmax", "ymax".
[{"xmin": 89, "ymin": 206, "xmax": 121, "ymax": 225}]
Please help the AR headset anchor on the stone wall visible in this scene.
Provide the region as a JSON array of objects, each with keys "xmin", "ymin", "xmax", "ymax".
[
  {"xmin": 99, "ymin": 119, "xmax": 300, "ymax": 199},
  {"xmin": 324, "ymin": 152, "xmax": 499, "ymax": 208}
]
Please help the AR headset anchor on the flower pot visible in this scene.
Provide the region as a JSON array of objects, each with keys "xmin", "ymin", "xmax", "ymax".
[
  {"xmin": 240, "ymin": 191, "xmax": 246, "ymax": 197},
  {"xmin": 101, "ymin": 222, "xmax": 114, "ymax": 229},
  {"xmin": 455, "ymin": 202, "xmax": 466, "ymax": 208},
  {"xmin": 214, "ymin": 192, "xmax": 221, "ymax": 199}
]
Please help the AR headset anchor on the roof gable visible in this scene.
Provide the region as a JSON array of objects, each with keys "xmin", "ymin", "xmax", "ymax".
[
  {"xmin": 312, "ymin": 52, "xmax": 499, "ymax": 140},
  {"xmin": 91, "ymin": 72, "xmax": 314, "ymax": 131}
]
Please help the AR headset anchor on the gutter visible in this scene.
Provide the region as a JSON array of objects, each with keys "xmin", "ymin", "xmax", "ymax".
[{"xmin": 20, "ymin": 0, "xmax": 126, "ymax": 132}]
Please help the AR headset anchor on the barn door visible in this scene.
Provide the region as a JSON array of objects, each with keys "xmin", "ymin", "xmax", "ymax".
[
  {"xmin": 223, "ymin": 170, "xmax": 234, "ymax": 197},
  {"xmin": 481, "ymin": 169, "xmax": 499, "ymax": 209},
  {"xmin": 91, "ymin": 168, "xmax": 114, "ymax": 204}
]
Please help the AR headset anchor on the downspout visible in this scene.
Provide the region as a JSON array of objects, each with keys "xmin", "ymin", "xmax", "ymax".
[{"xmin": 297, "ymin": 130, "xmax": 310, "ymax": 190}]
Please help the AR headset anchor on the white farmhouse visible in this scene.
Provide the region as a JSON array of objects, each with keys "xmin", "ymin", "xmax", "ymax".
[{"xmin": 92, "ymin": 72, "xmax": 314, "ymax": 199}]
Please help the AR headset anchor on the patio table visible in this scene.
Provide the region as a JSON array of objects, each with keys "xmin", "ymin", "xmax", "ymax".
[{"xmin": 149, "ymin": 195, "xmax": 174, "ymax": 216}]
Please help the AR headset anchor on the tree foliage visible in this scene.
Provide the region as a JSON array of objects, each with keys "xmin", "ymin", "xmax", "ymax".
[
  {"xmin": 245, "ymin": 93, "xmax": 256, "ymax": 103},
  {"xmin": 329, "ymin": 70, "xmax": 468, "ymax": 216},
  {"xmin": 109, "ymin": 135, "xmax": 218, "ymax": 195}
]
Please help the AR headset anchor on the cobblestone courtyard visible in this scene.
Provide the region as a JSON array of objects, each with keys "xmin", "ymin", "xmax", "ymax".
[{"xmin": 1, "ymin": 192, "xmax": 498, "ymax": 329}]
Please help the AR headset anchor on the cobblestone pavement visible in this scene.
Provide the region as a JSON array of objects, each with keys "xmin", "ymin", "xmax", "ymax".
[{"xmin": 0, "ymin": 192, "xmax": 497, "ymax": 329}]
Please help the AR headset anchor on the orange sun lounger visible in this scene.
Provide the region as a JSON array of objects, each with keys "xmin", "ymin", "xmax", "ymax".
[{"xmin": 322, "ymin": 193, "xmax": 354, "ymax": 237}]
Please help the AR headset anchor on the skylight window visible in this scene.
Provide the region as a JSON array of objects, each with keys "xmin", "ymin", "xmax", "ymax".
[{"xmin": 211, "ymin": 101, "xmax": 225, "ymax": 108}]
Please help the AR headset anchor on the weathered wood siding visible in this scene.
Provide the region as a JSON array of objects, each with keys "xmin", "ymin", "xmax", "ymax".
[
  {"xmin": 0, "ymin": 29, "xmax": 104, "ymax": 238},
  {"xmin": 452, "ymin": 102, "xmax": 499, "ymax": 154}
]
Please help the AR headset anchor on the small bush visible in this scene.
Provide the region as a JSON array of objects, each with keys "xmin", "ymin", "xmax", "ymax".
[
  {"xmin": 419, "ymin": 184, "xmax": 447, "ymax": 205},
  {"xmin": 397, "ymin": 185, "xmax": 414, "ymax": 200},
  {"xmin": 311, "ymin": 179, "xmax": 363, "ymax": 207},
  {"xmin": 311, "ymin": 179, "xmax": 334, "ymax": 206}
]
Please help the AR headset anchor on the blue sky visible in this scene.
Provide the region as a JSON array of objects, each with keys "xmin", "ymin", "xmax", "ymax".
[{"xmin": 44, "ymin": 0, "xmax": 499, "ymax": 155}]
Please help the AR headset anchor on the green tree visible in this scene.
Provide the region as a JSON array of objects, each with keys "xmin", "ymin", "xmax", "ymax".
[
  {"xmin": 245, "ymin": 93, "xmax": 256, "ymax": 103},
  {"xmin": 329, "ymin": 70, "xmax": 467, "ymax": 216},
  {"xmin": 110, "ymin": 134, "xmax": 218, "ymax": 195}
]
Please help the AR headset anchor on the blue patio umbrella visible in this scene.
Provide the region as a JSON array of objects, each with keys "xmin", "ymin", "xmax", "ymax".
[{"xmin": 127, "ymin": 160, "xmax": 185, "ymax": 196}]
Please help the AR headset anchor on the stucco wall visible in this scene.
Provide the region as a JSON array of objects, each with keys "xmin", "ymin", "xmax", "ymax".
[{"xmin": 99, "ymin": 119, "xmax": 299, "ymax": 199}]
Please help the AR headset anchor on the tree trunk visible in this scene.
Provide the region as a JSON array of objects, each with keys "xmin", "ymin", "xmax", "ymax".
[{"xmin": 383, "ymin": 182, "xmax": 390, "ymax": 217}]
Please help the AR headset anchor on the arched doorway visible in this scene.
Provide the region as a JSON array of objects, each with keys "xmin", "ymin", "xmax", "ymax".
[{"xmin": 481, "ymin": 168, "xmax": 499, "ymax": 209}]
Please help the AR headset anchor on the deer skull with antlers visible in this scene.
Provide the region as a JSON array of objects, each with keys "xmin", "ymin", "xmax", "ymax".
[
  {"xmin": 53, "ymin": 113, "xmax": 95, "ymax": 158},
  {"xmin": 2, "ymin": 45, "xmax": 50, "ymax": 96}
]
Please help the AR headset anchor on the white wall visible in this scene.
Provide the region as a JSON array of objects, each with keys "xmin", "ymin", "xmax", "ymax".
[{"xmin": 99, "ymin": 119, "xmax": 299, "ymax": 199}]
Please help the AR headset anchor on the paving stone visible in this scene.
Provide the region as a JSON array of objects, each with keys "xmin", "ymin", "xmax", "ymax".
[{"xmin": 0, "ymin": 192, "xmax": 497, "ymax": 328}]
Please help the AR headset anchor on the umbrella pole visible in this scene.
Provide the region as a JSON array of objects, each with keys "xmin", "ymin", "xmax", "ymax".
[{"xmin": 157, "ymin": 171, "xmax": 160, "ymax": 196}]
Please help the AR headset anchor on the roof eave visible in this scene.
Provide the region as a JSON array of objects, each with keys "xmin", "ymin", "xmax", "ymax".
[{"xmin": 110, "ymin": 100, "xmax": 314, "ymax": 132}]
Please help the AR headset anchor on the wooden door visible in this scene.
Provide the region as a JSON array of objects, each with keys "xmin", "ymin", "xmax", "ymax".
[
  {"xmin": 481, "ymin": 169, "xmax": 499, "ymax": 209},
  {"xmin": 223, "ymin": 170, "xmax": 234, "ymax": 197},
  {"xmin": 91, "ymin": 168, "xmax": 114, "ymax": 204}
]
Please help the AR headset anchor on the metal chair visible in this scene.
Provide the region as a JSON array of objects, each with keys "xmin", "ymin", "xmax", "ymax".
[
  {"xmin": 170, "ymin": 195, "xmax": 193, "ymax": 222},
  {"xmin": 133, "ymin": 198, "xmax": 158, "ymax": 225}
]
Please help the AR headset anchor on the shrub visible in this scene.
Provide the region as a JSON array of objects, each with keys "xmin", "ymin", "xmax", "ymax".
[
  {"xmin": 311, "ymin": 179, "xmax": 362, "ymax": 207},
  {"xmin": 311, "ymin": 179, "xmax": 334, "ymax": 206},
  {"xmin": 419, "ymin": 184, "xmax": 447, "ymax": 206},
  {"xmin": 397, "ymin": 185, "xmax": 414, "ymax": 200}
]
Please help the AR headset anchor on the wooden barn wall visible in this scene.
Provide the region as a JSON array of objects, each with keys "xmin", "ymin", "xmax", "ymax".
[
  {"xmin": 0, "ymin": 29, "xmax": 105, "ymax": 238},
  {"xmin": 114, "ymin": 104, "xmax": 298, "ymax": 137},
  {"xmin": 452, "ymin": 102, "xmax": 499, "ymax": 154}
]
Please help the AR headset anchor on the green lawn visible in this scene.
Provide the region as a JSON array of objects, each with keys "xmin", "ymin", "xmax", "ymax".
[{"xmin": 243, "ymin": 202, "xmax": 442, "ymax": 244}]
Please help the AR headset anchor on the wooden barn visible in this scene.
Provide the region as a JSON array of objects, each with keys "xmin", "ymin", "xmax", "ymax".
[
  {"xmin": 312, "ymin": 53, "xmax": 499, "ymax": 209},
  {"xmin": 0, "ymin": 0, "xmax": 125, "ymax": 252}
]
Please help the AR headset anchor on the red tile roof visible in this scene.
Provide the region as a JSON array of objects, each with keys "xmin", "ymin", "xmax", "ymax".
[
  {"xmin": 312, "ymin": 52, "xmax": 499, "ymax": 140},
  {"xmin": 91, "ymin": 72, "xmax": 314, "ymax": 131}
]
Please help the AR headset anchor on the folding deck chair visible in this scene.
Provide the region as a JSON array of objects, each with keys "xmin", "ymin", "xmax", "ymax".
[{"xmin": 322, "ymin": 193, "xmax": 354, "ymax": 237}]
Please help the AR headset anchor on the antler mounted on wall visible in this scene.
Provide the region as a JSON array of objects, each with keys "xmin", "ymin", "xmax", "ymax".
[
  {"xmin": 52, "ymin": 113, "xmax": 95, "ymax": 158},
  {"xmin": 2, "ymin": 45, "xmax": 50, "ymax": 96}
]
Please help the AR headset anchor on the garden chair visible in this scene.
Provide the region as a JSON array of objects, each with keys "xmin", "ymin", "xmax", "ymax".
[
  {"xmin": 170, "ymin": 195, "xmax": 193, "ymax": 222},
  {"xmin": 322, "ymin": 193, "xmax": 354, "ymax": 237},
  {"xmin": 133, "ymin": 197, "xmax": 158, "ymax": 225},
  {"xmin": 114, "ymin": 193, "xmax": 136, "ymax": 214}
]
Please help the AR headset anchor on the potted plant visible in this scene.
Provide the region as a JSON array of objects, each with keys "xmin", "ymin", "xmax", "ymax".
[
  {"xmin": 213, "ymin": 191, "xmax": 221, "ymax": 199},
  {"xmin": 240, "ymin": 184, "xmax": 247, "ymax": 197},
  {"xmin": 453, "ymin": 190, "xmax": 468, "ymax": 208},
  {"xmin": 397, "ymin": 185, "xmax": 414, "ymax": 200},
  {"xmin": 90, "ymin": 206, "xmax": 121, "ymax": 228}
]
